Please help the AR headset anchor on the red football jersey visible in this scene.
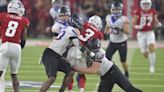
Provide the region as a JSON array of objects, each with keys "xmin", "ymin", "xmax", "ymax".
[
  {"xmin": 78, "ymin": 22, "xmax": 103, "ymax": 45},
  {"xmin": 134, "ymin": 9, "xmax": 157, "ymax": 32},
  {"xmin": 0, "ymin": 13, "xmax": 30, "ymax": 43}
]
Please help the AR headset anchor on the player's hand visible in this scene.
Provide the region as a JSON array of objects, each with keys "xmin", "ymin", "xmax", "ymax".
[
  {"xmin": 134, "ymin": 25, "xmax": 144, "ymax": 30},
  {"xmin": 61, "ymin": 56, "xmax": 69, "ymax": 63},
  {"xmin": 90, "ymin": 53, "xmax": 102, "ymax": 61},
  {"xmin": 156, "ymin": 22, "xmax": 162, "ymax": 28}
]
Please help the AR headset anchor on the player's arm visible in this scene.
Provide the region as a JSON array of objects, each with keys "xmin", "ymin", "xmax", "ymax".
[
  {"xmin": 154, "ymin": 14, "xmax": 162, "ymax": 28},
  {"xmin": 70, "ymin": 28, "xmax": 81, "ymax": 47},
  {"xmin": 73, "ymin": 61, "xmax": 100, "ymax": 74},
  {"xmin": 104, "ymin": 25, "xmax": 110, "ymax": 34},
  {"xmin": 133, "ymin": 13, "xmax": 143, "ymax": 30},
  {"xmin": 104, "ymin": 22, "xmax": 110, "ymax": 34},
  {"xmin": 51, "ymin": 23, "xmax": 60, "ymax": 36},
  {"xmin": 20, "ymin": 27, "xmax": 27, "ymax": 49},
  {"xmin": 123, "ymin": 18, "xmax": 130, "ymax": 34}
]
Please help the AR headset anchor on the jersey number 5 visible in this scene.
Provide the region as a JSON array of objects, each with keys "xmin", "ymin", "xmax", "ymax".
[
  {"xmin": 140, "ymin": 16, "xmax": 153, "ymax": 26},
  {"xmin": 5, "ymin": 21, "xmax": 19, "ymax": 37}
]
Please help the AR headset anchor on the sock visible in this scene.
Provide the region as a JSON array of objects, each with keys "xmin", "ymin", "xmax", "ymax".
[
  {"xmin": 68, "ymin": 78, "xmax": 74, "ymax": 91},
  {"xmin": 77, "ymin": 74, "xmax": 86, "ymax": 89},
  {"xmin": 148, "ymin": 52, "xmax": 156, "ymax": 66},
  {"xmin": 125, "ymin": 71, "xmax": 129, "ymax": 78},
  {"xmin": 80, "ymin": 88, "xmax": 84, "ymax": 92}
]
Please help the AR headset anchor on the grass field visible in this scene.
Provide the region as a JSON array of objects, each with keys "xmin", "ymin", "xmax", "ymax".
[{"xmin": 4, "ymin": 46, "xmax": 164, "ymax": 92}]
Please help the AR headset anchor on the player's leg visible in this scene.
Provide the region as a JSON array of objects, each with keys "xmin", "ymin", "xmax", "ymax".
[
  {"xmin": 65, "ymin": 47, "xmax": 75, "ymax": 92},
  {"xmin": 68, "ymin": 78, "xmax": 74, "ymax": 92},
  {"xmin": 76, "ymin": 73, "xmax": 86, "ymax": 92},
  {"xmin": 98, "ymin": 66, "xmax": 115, "ymax": 92},
  {"xmin": 0, "ymin": 45, "xmax": 10, "ymax": 92},
  {"xmin": 105, "ymin": 42, "xmax": 117, "ymax": 61},
  {"xmin": 66, "ymin": 46, "xmax": 83, "ymax": 91},
  {"xmin": 137, "ymin": 32, "xmax": 148, "ymax": 58},
  {"xmin": 112, "ymin": 64, "xmax": 142, "ymax": 92},
  {"xmin": 58, "ymin": 58, "xmax": 75, "ymax": 92},
  {"xmin": 9, "ymin": 43, "xmax": 21, "ymax": 92},
  {"xmin": 0, "ymin": 69, "xmax": 6, "ymax": 92},
  {"xmin": 147, "ymin": 31, "xmax": 156, "ymax": 73},
  {"xmin": 118, "ymin": 41, "xmax": 129, "ymax": 78},
  {"xmin": 39, "ymin": 48, "xmax": 58, "ymax": 92}
]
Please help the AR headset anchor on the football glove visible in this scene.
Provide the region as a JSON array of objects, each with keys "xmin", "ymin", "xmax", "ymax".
[{"xmin": 114, "ymin": 27, "xmax": 123, "ymax": 32}]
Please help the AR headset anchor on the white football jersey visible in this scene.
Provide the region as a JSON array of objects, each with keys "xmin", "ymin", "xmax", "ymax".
[
  {"xmin": 49, "ymin": 26, "xmax": 78, "ymax": 55},
  {"xmin": 96, "ymin": 48, "xmax": 113, "ymax": 76},
  {"xmin": 106, "ymin": 15, "xmax": 128, "ymax": 43}
]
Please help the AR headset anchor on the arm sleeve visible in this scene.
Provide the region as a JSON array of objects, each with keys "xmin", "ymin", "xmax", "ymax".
[
  {"xmin": 134, "ymin": 9, "xmax": 139, "ymax": 16},
  {"xmin": 51, "ymin": 23, "xmax": 60, "ymax": 33},
  {"xmin": 24, "ymin": 18, "xmax": 30, "ymax": 27},
  {"xmin": 98, "ymin": 31, "xmax": 104, "ymax": 40},
  {"xmin": 105, "ymin": 15, "xmax": 110, "ymax": 27}
]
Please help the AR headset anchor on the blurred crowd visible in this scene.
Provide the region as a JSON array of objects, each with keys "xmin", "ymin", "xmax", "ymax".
[{"xmin": 0, "ymin": 0, "xmax": 164, "ymax": 39}]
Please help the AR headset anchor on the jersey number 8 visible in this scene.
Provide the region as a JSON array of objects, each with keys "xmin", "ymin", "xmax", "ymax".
[
  {"xmin": 5, "ymin": 21, "xmax": 19, "ymax": 37},
  {"xmin": 140, "ymin": 16, "xmax": 153, "ymax": 26}
]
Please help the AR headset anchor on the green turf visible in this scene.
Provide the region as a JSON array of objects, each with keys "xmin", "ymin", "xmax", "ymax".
[{"xmin": 4, "ymin": 47, "xmax": 164, "ymax": 92}]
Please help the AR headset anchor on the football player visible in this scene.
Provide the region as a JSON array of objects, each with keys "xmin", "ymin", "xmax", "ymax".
[
  {"xmin": 39, "ymin": 6, "xmax": 79, "ymax": 92},
  {"xmin": 73, "ymin": 38, "xmax": 143, "ymax": 92},
  {"xmin": 0, "ymin": 0, "xmax": 30, "ymax": 92},
  {"xmin": 66, "ymin": 14, "xmax": 103, "ymax": 92},
  {"xmin": 51, "ymin": 6, "xmax": 71, "ymax": 37},
  {"xmin": 133, "ymin": 0, "xmax": 162, "ymax": 73},
  {"xmin": 104, "ymin": 2, "xmax": 130, "ymax": 77}
]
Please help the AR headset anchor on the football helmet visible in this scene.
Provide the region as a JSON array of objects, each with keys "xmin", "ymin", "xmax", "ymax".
[
  {"xmin": 58, "ymin": 6, "xmax": 71, "ymax": 22},
  {"xmin": 58, "ymin": 6, "xmax": 71, "ymax": 16},
  {"xmin": 88, "ymin": 15, "xmax": 102, "ymax": 30},
  {"xmin": 70, "ymin": 14, "xmax": 84, "ymax": 29},
  {"xmin": 140, "ymin": 0, "xmax": 152, "ymax": 11},
  {"xmin": 111, "ymin": 2, "xmax": 123, "ymax": 17},
  {"xmin": 86, "ymin": 38, "xmax": 101, "ymax": 53},
  {"xmin": 7, "ymin": 0, "xmax": 25, "ymax": 16}
]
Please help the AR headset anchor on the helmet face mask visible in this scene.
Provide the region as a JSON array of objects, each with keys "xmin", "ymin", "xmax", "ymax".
[
  {"xmin": 7, "ymin": 0, "xmax": 25, "ymax": 16},
  {"xmin": 58, "ymin": 14, "xmax": 70, "ymax": 22},
  {"xmin": 111, "ymin": 2, "xmax": 123, "ymax": 17},
  {"xmin": 86, "ymin": 38, "xmax": 101, "ymax": 53},
  {"xmin": 88, "ymin": 15, "xmax": 102, "ymax": 30},
  {"xmin": 58, "ymin": 6, "xmax": 71, "ymax": 22},
  {"xmin": 140, "ymin": 0, "xmax": 152, "ymax": 11},
  {"xmin": 111, "ymin": 8, "xmax": 122, "ymax": 17},
  {"xmin": 70, "ymin": 14, "xmax": 84, "ymax": 29}
]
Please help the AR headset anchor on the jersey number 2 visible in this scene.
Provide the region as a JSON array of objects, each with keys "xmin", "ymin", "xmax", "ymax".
[{"xmin": 5, "ymin": 21, "xmax": 19, "ymax": 37}]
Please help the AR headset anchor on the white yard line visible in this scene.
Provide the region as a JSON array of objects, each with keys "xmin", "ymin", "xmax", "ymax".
[
  {"xmin": 131, "ymin": 72, "xmax": 164, "ymax": 75},
  {"xmin": 135, "ymin": 84, "xmax": 164, "ymax": 88},
  {"xmin": 130, "ymin": 78, "xmax": 164, "ymax": 81},
  {"xmin": 131, "ymin": 67, "xmax": 164, "ymax": 70}
]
